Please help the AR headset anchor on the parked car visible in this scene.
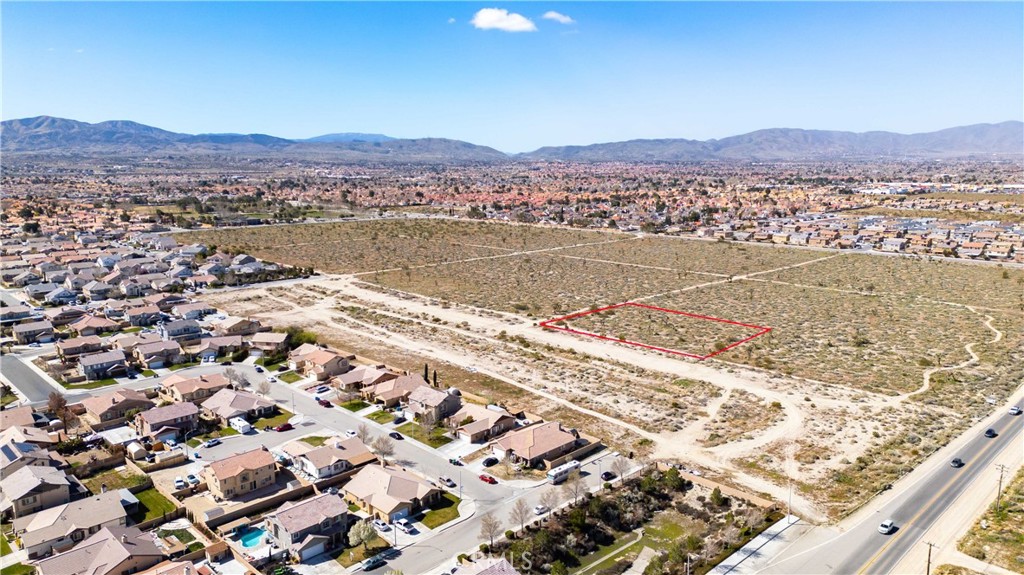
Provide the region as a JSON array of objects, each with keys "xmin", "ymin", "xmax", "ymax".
[
  {"xmin": 1010, "ymin": 406, "xmax": 1022, "ymax": 416},
  {"xmin": 482, "ymin": 457, "xmax": 499, "ymax": 467},
  {"xmin": 479, "ymin": 474, "xmax": 497, "ymax": 484},
  {"xmin": 533, "ymin": 505, "xmax": 549, "ymax": 515},
  {"xmin": 877, "ymin": 519, "xmax": 896, "ymax": 535},
  {"xmin": 315, "ymin": 385, "xmax": 330, "ymax": 394},
  {"xmin": 186, "ymin": 474, "xmax": 200, "ymax": 486},
  {"xmin": 439, "ymin": 476, "xmax": 456, "ymax": 488},
  {"xmin": 984, "ymin": 428, "xmax": 998, "ymax": 438},
  {"xmin": 394, "ymin": 518, "xmax": 414, "ymax": 534},
  {"xmin": 277, "ymin": 365, "xmax": 288, "ymax": 372},
  {"xmin": 174, "ymin": 477, "xmax": 187, "ymax": 490},
  {"xmin": 275, "ymin": 423, "xmax": 294, "ymax": 432},
  {"xmin": 371, "ymin": 519, "xmax": 391, "ymax": 532},
  {"xmin": 28, "ymin": 342, "xmax": 41, "ymax": 348},
  {"xmin": 255, "ymin": 366, "xmax": 264, "ymax": 373},
  {"xmin": 950, "ymin": 458, "xmax": 964, "ymax": 468},
  {"xmin": 362, "ymin": 556, "xmax": 385, "ymax": 571},
  {"xmin": 448, "ymin": 458, "xmax": 463, "ymax": 466},
  {"xmin": 392, "ymin": 416, "xmax": 406, "ymax": 425},
  {"xmin": 204, "ymin": 438, "xmax": 222, "ymax": 448},
  {"xmin": 318, "ymin": 399, "xmax": 332, "ymax": 408},
  {"xmin": 600, "ymin": 471, "xmax": 616, "ymax": 481},
  {"xmin": 268, "ymin": 376, "xmax": 278, "ymax": 383},
  {"xmin": 346, "ymin": 429, "xmax": 358, "ymax": 438},
  {"xmin": 389, "ymin": 432, "xmax": 403, "ymax": 440}
]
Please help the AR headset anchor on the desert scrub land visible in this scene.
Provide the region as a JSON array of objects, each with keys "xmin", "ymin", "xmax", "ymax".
[
  {"xmin": 701, "ymin": 390, "xmax": 785, "ymax": 447},
  {"xmin": 367, "ymin": 253, "xmax": 710, "ymax": 317},
  {"xmin": 556, "ymin": 235, "xmax": 827, "ymax": 277},
  {"xmin": 645, "ymin": 281, "xmax": 992, "ymax": 394},
  {"xmin": 558, "ymin": 303, "xmax": 767, "ymax": 358},
  {"xmin": 958, "ymin": 466, "xmax": 1024, "ymax": 571},
  {"xmin": 760, "ymin": 252, "xmax": 1024, "ymax": 310},
  {"xmin": 183, "ymin": 219, "xmax": 614, "ymax": 274}
]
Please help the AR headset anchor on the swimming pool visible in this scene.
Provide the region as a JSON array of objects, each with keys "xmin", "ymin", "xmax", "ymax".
[{"xmin": 239, "ymin": 527, "xmax": 267, "ymax": 548}]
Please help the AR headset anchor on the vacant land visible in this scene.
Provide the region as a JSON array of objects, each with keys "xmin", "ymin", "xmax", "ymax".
[
  {"xmin": 846, "ymin": 206, "xmax": 1024, "ymax": 224},
  {"xmin": 958, "ymin": 466, "xmax": 1024, "ymax": 571}
]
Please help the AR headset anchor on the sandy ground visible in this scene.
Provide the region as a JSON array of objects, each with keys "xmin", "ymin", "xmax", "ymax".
[{"xmin": 199, "ymin": 246, "xmax": 1010, "ymax": 524}]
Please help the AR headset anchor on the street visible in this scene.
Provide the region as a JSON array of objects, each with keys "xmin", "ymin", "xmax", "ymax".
[{"xmin": 0, "ymin": 352, "xmax": 65, "ymax": 402}]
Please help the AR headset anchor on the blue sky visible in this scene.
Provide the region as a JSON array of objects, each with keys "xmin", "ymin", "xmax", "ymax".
[{"xmin": 3, "ymin": 2, "xmax": 1021, "ymax": 152}]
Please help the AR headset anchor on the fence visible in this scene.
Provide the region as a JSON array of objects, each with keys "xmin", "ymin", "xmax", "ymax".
[
  {"xmin": 204, "ymin": 484, "xmax": 316, "ymax": 530},
  {"xmin": 70, "ymin": 453, "xmax": 125, "ymax": 479},
  {"xmin": 134, "ymin": 507, "xmax": 186, "ymax": 531}
]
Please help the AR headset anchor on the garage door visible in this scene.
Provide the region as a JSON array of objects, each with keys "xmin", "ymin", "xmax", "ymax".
[
  {"xmin": 390, "ymin": 507, "xmax": 409, "ymax": 521},
  {"xmin": 300, "ymin": 542, "xmax": 326, "ymax": 561}
]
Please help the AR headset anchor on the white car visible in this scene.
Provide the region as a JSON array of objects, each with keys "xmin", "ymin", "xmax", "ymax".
[
  {"xmin": 394, "ymin": 518, "xmax": 413, "ymax": 534},
  {"xmin": 173, "ymin": 477, "xmax": 187, "ymax": 490},
  {"xmin": 1010, "ymin": 406, "xmax": 1022, "ymax": 416},
  {"xmin": 345, "ymin": 429, "xmax": 358, "ymax": 438},
  {"xmin": 533, "ymin": 505, "xmax": 549, "ymax": 515},
  {"xmin": 878, "ymin": 519, "xmax": 896, "ymax": 535},
  {"xmin": 268, "ymin": 376, "xmax": 278, "ymax": 383},
  {"xmin": 371, "ymin": 519, "xmax": 390, "ymax": 532}
]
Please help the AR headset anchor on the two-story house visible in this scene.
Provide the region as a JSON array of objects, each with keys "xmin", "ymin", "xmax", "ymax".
[
  {"xmin": 0, "ymin": 466, "xmax": 72, "ymax": 520},
  {"xmin": 12, "ymin": 490, "xmax": 127, "ymax": 559},
  {"xmin": 78, "ymin": 350, "xmax": 128, "ymax": 381},
  {"xmin": 407, "ymin": 386, "xmax": 462, "ymax": 423},
  {"xmin": 205, "ymin": 447, "xmax": 277, "ymax": 501},
  {"xmin": 13, "ymin": 320, "xmax": 55, "ymax": 344},
  {"xmin": 133, "ymin": 403, "xmax": 199, "ymax": 442},
  {"xmin": 55, "ymin": 335, "xmax": 106, "ymax": 363},
  {"xmin": 213, "ymin": 317, "xmax": 262, "ymax": 337},
  {"xmin": 158, "ymin": 319, "xmax": 202, "ymax": 346},
  {"xmin": 264, "ymin": 493, "xmax": 351, "ymax": 562},
  {"xmin": 33, "ymin": 526, "xmax": 164, "ymax": 575},
  {"xmin": 133, "ymin": 340, "xmax": 184, "ymax": 369},
  {"xmin": 160, "ymin": 373, "xmax": 232, "ymax": 404},
  {"xmin": 81, "ymin": 389, "xmax": 155, "ymax": 427}
]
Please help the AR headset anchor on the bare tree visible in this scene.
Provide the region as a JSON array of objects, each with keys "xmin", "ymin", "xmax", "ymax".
[
  {"xmin": 372, "ymin": 436, "xmax": 395, "ymax": 464},
  {"xmin": 479, "ymin": 512, "xmax": 501, "ymax": 547},
  {"xmin": 561, "ymin": 470, "xmax": 586, "ymax": 505},
  {"xmin": 256, "ymin": 379, "xmax": 271, "ymax": 396},
  {"xmin": 348, "ymin": 519, "xmax": 376, "ymax": 551},
  {"xmin": 224, "ymin": 368, "xmax": 241, "ymax": 385},
  {"xmin": 540, "ymin": 489, "xmax": 559, "ymax": 517},
  {"xmin": 48, "ymin": 391, "xmax": 77, "ymax": 431},
  {"xmin": 611, "ymin": 458, "xmax": 631, "ymax": 484},
  {"xmin": 509, "ymin": 498, "xmax": 531, "ymax": 533},
  {"xmin": 418, "ymin": 411, "xmax": 436, "ymax": 438},
  {"xmin": 357, "ymin": 424, "xmax": 372, "ymax": 443}
]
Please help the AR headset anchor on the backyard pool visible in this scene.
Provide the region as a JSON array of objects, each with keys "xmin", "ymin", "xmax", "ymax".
[{"xmin": 239, "ymin": 526, "xmax": 267, "ymax": 548}]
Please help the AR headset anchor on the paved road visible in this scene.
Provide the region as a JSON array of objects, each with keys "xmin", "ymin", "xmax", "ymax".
[
  {"xmin": 0, "ymin": 353, "xmax": 64, "ymax": 402},
  {"xmin": 764, "ymin": 405, "xmax": 1024, "ymax": 574}
]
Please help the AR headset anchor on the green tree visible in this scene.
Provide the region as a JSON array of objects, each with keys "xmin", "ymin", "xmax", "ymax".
[{"xmin": 348, "ymin": 520, "xmax": 376, "ymax": 551}]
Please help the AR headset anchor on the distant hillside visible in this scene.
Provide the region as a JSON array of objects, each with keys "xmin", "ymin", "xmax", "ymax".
[
  {"xmin": 2, "ymin": 116, "xmax": 1020, "ymax": 162},
  {"xmin": 520, "ymin": 122, "xmax": 1024, "ymax": 161}
]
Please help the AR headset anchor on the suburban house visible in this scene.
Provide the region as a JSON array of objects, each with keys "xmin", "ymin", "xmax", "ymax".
[
  {"xmin": 335, "ymin": 365, "xmax": 397, "ymax": 391},
  {"xmin": 11, "ymin": 491, "xmax": 127, "ymax": 559},
  {"xmin": 133, "ymin": 402, "xmax": 199, "ymax": 441},
  {"xmin": 69, "ymin": 315, "xmax": 121, "ymax": 337},
  {"xmin": 187, "ymin": 335, "xmax": 243, "ymax": 361},
  {"xmin": 0, "ymin": 426, "xmax": 61, "ymax": 449},
  {"xmin": 287, "ymin": 437, "xmax": 377, "ymax": 480},
  {"xmin": 493, "ymin": 422, "xmax": 580, "ymax": 469},
  {"xmin": 158, "ymin": 319, "xmax": 202, "ymax": 346},
  {"xmin": 362, "ymin": 375, "xmax": 427, "ymax": 408},
  {"xmin": 144, "ymin": 293, "xmax": 188, "ymax": 312},
  {"xmin": 132, "ymin": 340, "xmax": 184, "ymax": 369},
  {"xmin": 288, "ymin": 347, "xmax": 353, "ymax": 381},
  {"xmin": 79, "ymin": 350, "xmax": 128, "ymax": 381},
  {"xmin": 0, "ymin": 406, "xmax": 45, "ymax": 429},
  {"xmin": 160, "ymin": 373, "xmax": 232, "ymax": 403},
  {"xmin": 264, "ymin": 493, "xmax": 351, "ymax": 562},
  {"xmin": 249, "ymin": 331, "xmax": 289, "ymax": 355},
  {"xmin": 32, "ymin": 526, "xmax": 163, "ymax": 575},
  {"xmin": 0, "ymin": 440, "xmax": 66, "ymax": 479},
  {"xmin": 82, "ymin": 281, "xmax": 115, "ymax": 301},
  {"xmin": 205, "ymin": 447, "xmax": 277, "ymax": 500},
  {"xmin": 109, "ymin": 332, "xmax": 163, "ymax": 354},
  {"xmin": 342, "ymin": 465, "xmax": 441, "ymax": 522},
  {"xmin": 171, "ymin": 302, "xmax": 215, "ymax": 320},
  {"xmin": 125, "ymin": 305, "xmax": 163, "ymax": 326},
  {"xmin": 200, "ymin": 389, "xmax": 275, "ymax": 425},
  {"xmin": 13, "ymin": 320, "xmax": 55, "ymax": 344},
  {"xmin": 0, "ymin": 466, "xmax": 72, "ymax": 520},
  {"xmin": 452, "ymin": 558, "xmax": 524, "ymax": 575},
  {"xmin": 450, "ymin": 404, "xmax": 516, "ymax": 444},
  {"xmin": 55, "ymin": 335, "xmax": 106, "ymax": 363},
  {"xmin": 213, "ymin": 316, "xmax": 262, "ymax": 337},
  {"xmin": 0, "ymin": 304, "xmax": 33, "ymax": 325},
  {"xmin": 407, "ymin": 386, "xmax": 462, "ymax": 423},
  {"xmin": 81, "ymin": 389, "xmax": 155, "ymax": 426}
]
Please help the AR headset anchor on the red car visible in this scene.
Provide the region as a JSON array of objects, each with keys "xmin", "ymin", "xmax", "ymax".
[
  {"xmin": 274, "ymin": 423, "xmax": 294, "ymax": 432},
  {"xmin": 318, "ymin": 399, "xmax": 332, "ymax": 408},
  {"xmin": 479, "ymin": 474, "xmax": 497, "ymax": 484}
]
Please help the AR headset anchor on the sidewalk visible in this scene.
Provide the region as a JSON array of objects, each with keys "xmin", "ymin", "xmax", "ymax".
[{"xmin": 709, "ymin": 515, "xmax": 805, "ymax": 575}]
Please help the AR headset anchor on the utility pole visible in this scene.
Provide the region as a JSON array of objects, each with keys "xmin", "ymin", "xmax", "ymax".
[
  {"xmin": 995, "ymin": 464, "xmax": 1008, "ymax": 514},
  {"xmin": 923, "ymin": 541, "xmax": 937, "ymax": 575}
]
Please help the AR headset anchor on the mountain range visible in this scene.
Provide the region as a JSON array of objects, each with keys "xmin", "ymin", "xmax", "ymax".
[{"xmin": 2, "ymin": 115, "xmax": 1021, "ymax": 163}]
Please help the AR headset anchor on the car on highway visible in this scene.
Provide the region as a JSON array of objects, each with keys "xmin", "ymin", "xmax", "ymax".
[
  {"xmin": 533, "ymin": 505, "xmax": 549, "ymax": 515},
  {"xmin": 984, "ymin": 428, "xmax": 998, "ymax": 438},
  {"xmin": 275, "ymin": 423, "xmax": 294, "ymax": 432},
  {"xmin": 439, "ymin": 476, "xmax": 456, "ymax": 488},
  {"xmin": 877, "ymin": 519, "xmax": 896, "ymax": 535},
  {"xmin": 187, "ymin": 474, "xmax": 200, "ymax": 486},
  {"xmin": 479, "ymin": 474, "xmax": 497, "ymax": 484},
  {"xmin": 388, "ymin": 432, "xmax": 403, "ymax": 440},
  {"xmin": 371, "ymin": 519, "xmax": 390, "ymax": 532},
  {"xmin": 600, "ymin": 471, "xmax": 617, "ymax": 481},
  {"xmin": 315, "ymin": 385, "xmax": 330, "ymax": 394},
  {"xmin": 318, "ymin": 399, "xmax": 332, "ymax": 408},
  {"xmin": 482, "ymin": 457, "xmax": 499, "ymax": 467},
  {"xmin": 204, "ymin": 438, "xmax": 222, "ymax": 448},
  {"xmin": 394, "ymin": 518, "xmax": 414, "ymax": 534},
  {"xmin": 1010, "ymin": 406, "xmax": 1022, "ymax": 416},
  {"xmin": 362, "ymin": 555, "xmax": 385, "ymax": 571},
  {"xmin": 950, "ymin": 458, "xmax": 964, "ymax": 468},
  {"xmin": 174, "ymin": 477, "xmax": 187, "ymax": 490}
]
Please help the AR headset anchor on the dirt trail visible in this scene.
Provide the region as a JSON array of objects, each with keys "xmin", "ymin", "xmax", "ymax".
[{"xmin": 907, "ymin": 306, "xmax": 1004, "ymax": 399}]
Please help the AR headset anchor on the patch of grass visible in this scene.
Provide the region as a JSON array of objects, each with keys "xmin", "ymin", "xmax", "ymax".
[
  {"xmin": 62, "ymin": 378, "xmax": 118, "ymax": 390},
  {"xmin": 278, "ymin": 371, "xmax": 303, "ymax": 384},
  {"xmin": 396, "ymin": 422, "xmax": 452, "ymax": 448},
  {"xmin": 572, "ymin": 530, "xmax": 642, "ymax": 573},
  {"xmin": 253, "ymin": 409, "xmax": 293, "ymax": 429},
  {"xmin": 141, "ymin": 369, "xmax": 157, "ymax": 377},
  {"xmin": 130, "ymin": 488, "xmax": 177, "ymax": 523},
  {"xmin": 300, "ymin": 436, "xmax": 329, "ymax": 447},
  {"xmin": 0, "ymin": 563, "xmax": 35, "ymax": 575},
  {"xmin": 334, "ymin": 535, "xmax": 390, "ymax": 568},
  {"xmin": 0, "ymin": 393, "xmax": 18, "ymax": 407},
  {"xmin": 157, "ymin": 528, "xmax": 196, "ymax": 544},
  {"xmin": 340, "ymin": 399, "xmax": 369, "ymax": 412},
  {"xmin": 420, "ymin": 493, "xmax": 461, "ymax": 529},
  {"xmin": 186, "ymin": 426, "xmax": 241, "ymax": 447},
  {"xmin": 122, "ymin": 327, "xmax": 143, "ymax": 333},
  {"xmin": 168, "ymin": 361, "xmax": 201, "ymax": 371},
  {"xmin": 1, "ymin": 530, "xmax": 11, "ymax": 556},
  {"xmin": 348, "ymin": 503, "xmax": 360, "ymax": 513},
  {"xmin": 366, "ymin": 410, "xmax": 394, "ymax": 424},
  {"xmin": 83, "ymin": 469, "xmax": 149, "ymax": 494}
]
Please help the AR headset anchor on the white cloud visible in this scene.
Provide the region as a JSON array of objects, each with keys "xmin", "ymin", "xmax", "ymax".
[
  {"xmin": 471, "ymin": 8, "xmax": 537, "ymax": 32},
  {"xmin": 542, "ymin": 11, "xmax": 574, "ymax": 25},
  {"xmin": 74, "ymin": 48, "xmax": 85, "ymax": 53},
  {"xmin": 448, "ymin": 17, "xmax": 456, "ymax": 24}
]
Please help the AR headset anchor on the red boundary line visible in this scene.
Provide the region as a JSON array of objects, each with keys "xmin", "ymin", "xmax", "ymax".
[{"xmin": 538, "ymin": 301, "xmax": 772, "ymax": 360}]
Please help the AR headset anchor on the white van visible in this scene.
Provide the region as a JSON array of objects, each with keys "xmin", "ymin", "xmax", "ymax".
[{"xmin": 229, "ymin": 417, "xmax": 252, "ymax": 434}]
